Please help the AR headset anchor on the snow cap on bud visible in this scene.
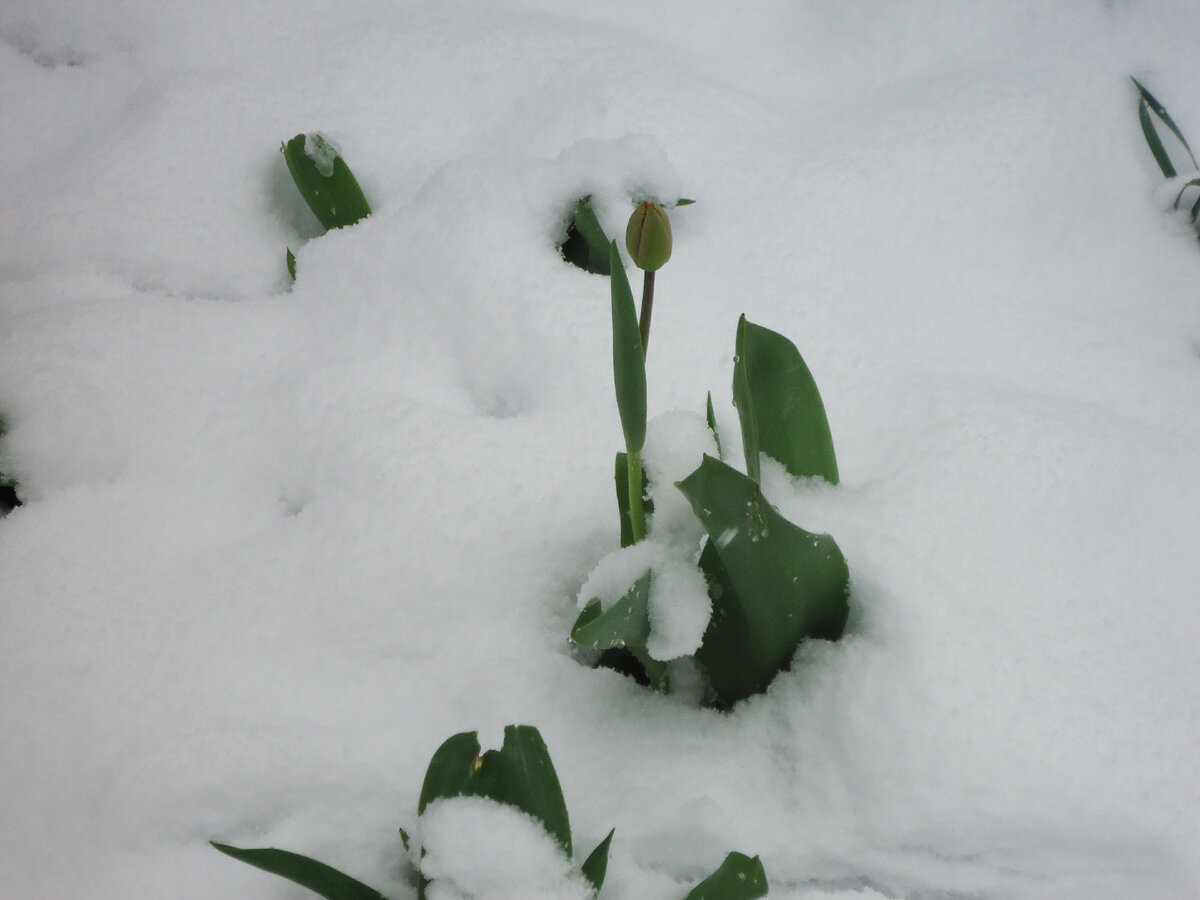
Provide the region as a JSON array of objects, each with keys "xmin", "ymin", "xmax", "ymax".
[{"xmin": 625, "ymin": 201, "xmax": 672, "ymax": 271}]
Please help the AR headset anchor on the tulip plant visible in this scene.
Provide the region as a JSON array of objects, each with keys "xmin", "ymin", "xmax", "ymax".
[
  {"xmin": 569, "ymin": 202, "xmax": 850, "ymax": 707},
  {"xmin": 213, "ymin": 724, "xmax": 765, "ymax": 900}
]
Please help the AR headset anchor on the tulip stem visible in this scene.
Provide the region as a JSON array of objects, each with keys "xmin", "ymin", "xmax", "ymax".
[{"xmin": 638, "ymin": 271, "xmax": 655, "ymax": 358}]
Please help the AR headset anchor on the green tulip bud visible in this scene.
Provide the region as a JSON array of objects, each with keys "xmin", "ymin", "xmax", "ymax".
[{"xmin": 625, "ymin": 201, "xmax": 672, "ymax": 271}]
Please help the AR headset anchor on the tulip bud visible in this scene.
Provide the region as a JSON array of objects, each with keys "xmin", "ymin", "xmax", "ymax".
[{"xmin": 625, "ymin": 201, "xmax": 672, "ymax": 271}]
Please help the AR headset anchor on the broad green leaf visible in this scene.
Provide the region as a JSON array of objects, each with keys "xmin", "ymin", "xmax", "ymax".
[
  {"xmin": 1132, "ymin": 78, "xmax": 1198, "ymax": 178},
  {"xmin": 470, "ymin": 725, "xmax": 573, "ymax": 858},
  {"xmin": 561, "ymin": 196, "xmax": 612, "ymax": 274},
  {"xmin": 706, "ymin": 392, "xmax": 724, "ymax": 460},
  {"xmin": 684, "ymin": 852, "xmax": 768, "ymax": 900},
  {"xmin": 733, "ymin": 315, "xmax": 838, "ymax": 485},
  {"xmin": 570, "ymin": 572, "xmax": 668, "ymax": 690},
  {"xmin": 210, "ymin": 843, "xmax": 388, "ymax": 900},
  {"xmin": 580, "ymin": 828, "xmax": 615, "ymax": 895},
  {"xmin": 418, "ymin": 730, "xmax": 482, "ymax": 814},
  {"xmin": 282, "ymin": 133, "xmax": 372, "ymax": 232},
  {"xmin": 679, "ymin": 456, "xmax": 849, "ymax": 705},
  {"xmin": 416, "ymin": 728, "xmax": 572, "ymax": 857},
  {"xmin": 413, "ymin": 727, "xmax": 575, "ymax": 871},
  {"xmin": 611, "ymin": 241, "xmax": 646, "ymax": 455},
  {"xmin": 675, "ymin": 198, "xmax": 696, "ymax": 206}
]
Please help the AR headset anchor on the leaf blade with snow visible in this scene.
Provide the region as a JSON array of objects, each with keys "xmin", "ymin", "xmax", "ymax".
[
  {"xmin": 282, "ymin": 133, "xmax": 372, "ymax": 231},
  {"xmin": 684, "ymin": 851, "xmax": 768, "ymax": 900},
  {"xmin": 580, "ymin": 828, "xmax": 615, "ymax": 895},
  {"xmin": 470, "ymin": 725, "xmax": 573, "ymax": 858},
  {"xmin": 679, "ymin": 455, "xmax": 849, "ymax": 705},
  {"xmin": 570, "ymin": 572, "xmax": 668, "ymax": 690}
]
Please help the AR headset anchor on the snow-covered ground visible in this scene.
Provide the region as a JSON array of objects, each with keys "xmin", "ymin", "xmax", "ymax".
[{"xmin": 2, "ymin": 2, "xmax": 1198, "ymax": 898}]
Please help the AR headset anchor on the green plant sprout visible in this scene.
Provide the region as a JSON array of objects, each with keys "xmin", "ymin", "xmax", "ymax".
[
  {"xmin": 213, "ymin": 725, "xmax": 614, "ymax": 900},
  {"xmin": 572, "ymin": 204, "xmax": 849, "ymax": 707},
  {"xmin": 281, "ymin": 133, "xmax": 373, "ymax": 278},
  {"xmin": 1132, "ymin": 77, "xmax": 1200, "ymax": 233},
  {"xmin": 213, "ymin": 725, "xmax": 762, "ymax": 899}
]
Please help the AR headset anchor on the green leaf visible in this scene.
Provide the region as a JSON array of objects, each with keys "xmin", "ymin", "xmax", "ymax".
[
  {"xmin": 286, "ymin": 247, "xmax": 297, "ymax": 280},
  {"xmin": 675, "ymin": 198, "xmax": 696, "ymax": 206},
  {"xmin": 684, "ymin": 852, "xmax": 768, "ymax": 900},
  {"xmin": 570, "ymin": 572, "xmax": 668, "ymax": 690},
  {"xmin": 580, "ymin": 828, "xmax": 615, "ymax": 895},
  {"xmin": 415, "ymin": 727, "xmax": 574, "ymax": 858},
  {"xmin": 733, "ymin": 315, "xmax": 838, "ymax": 485},
  {"xmin": 1139, "ymin": 97, "xmax": 1177, "ymax": 178},
  {"xmin": 282, "ymin": 133, "xmax": 372, "ymax": 232},
  {"xmin": 210, "ymin": 843, "xmax": 389, "ymax": 900},
  {"xmin": 1132, "ymin": 78, "xmax": 1198, "ymax": 179},
  {"xmin": 679, "ymin": 456, "xmax": 849, "ymax": 705},
  {"xmin": 471, "ymin": 725, "xmax": 573, "ymax": 858},
  {"xmin": 561, "ymin": 196, "xmax": 612, "ymax": 274},
  {"xmin": 611, "ymin": 242, "xmax": 646, "ymax": 456},
  {"xmin": 706, "ymin": 392, "xmax": 724, "ymax": 461},
  {"xmin": 573, "ymin": 596, "xmax": 604, "ymax": 631},
  {"xmin": 1172, "ymin": 176, "xmax": 1200, "ymax": 213},
  {"xmin": 418, "ymin": 730, "xmax": 482, "ymax": 814}
]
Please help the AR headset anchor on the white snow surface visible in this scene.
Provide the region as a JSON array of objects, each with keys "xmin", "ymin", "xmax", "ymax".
[
  {"xmin": 303, "ymin": 133, "xmax": 339, "ymax": 178},
  {"xmin": 1, "ymin": 2, "xmax": 1199, "ymax": 899},
  {"xmin": 417, "ymin": 797, "xmax": 591, "ymax": 900}
]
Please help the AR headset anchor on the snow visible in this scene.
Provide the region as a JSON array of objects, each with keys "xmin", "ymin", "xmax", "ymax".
[
  {"xmin": 575, "ymin": 536, "xmax": 712, "ymax": 661},
  {"xmin": 304, "ymin": 133, "xmax": 339, "ymax": 178},
  {"xmin": 1, "ymin": 2, "xmax": 1199, "ymax": 899},
  {"xmin": 575, "ymin": 410, "xmax": 716, "ymax": 660},
  {"xmin": 418, "ymin": 797, "xmax": 591, "ymax": 900}
]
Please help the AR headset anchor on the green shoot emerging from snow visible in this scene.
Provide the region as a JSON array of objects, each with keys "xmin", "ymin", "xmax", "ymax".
[
  {"xmin": 280, "ymin": 133, "xmax": 372, "ymax": 278},
  {"xmin": 574, "ymin": 303, "xmax": 851, "ymax": 707},
  {"xmin": 1132, "ymin": 77, "xmax": 1200, "ymax": 232}
]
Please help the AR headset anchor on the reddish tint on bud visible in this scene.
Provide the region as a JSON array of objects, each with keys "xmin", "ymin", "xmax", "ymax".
[{"xmin": 625, "ymin": 201, "xmax": 672, "ymax": 271}]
